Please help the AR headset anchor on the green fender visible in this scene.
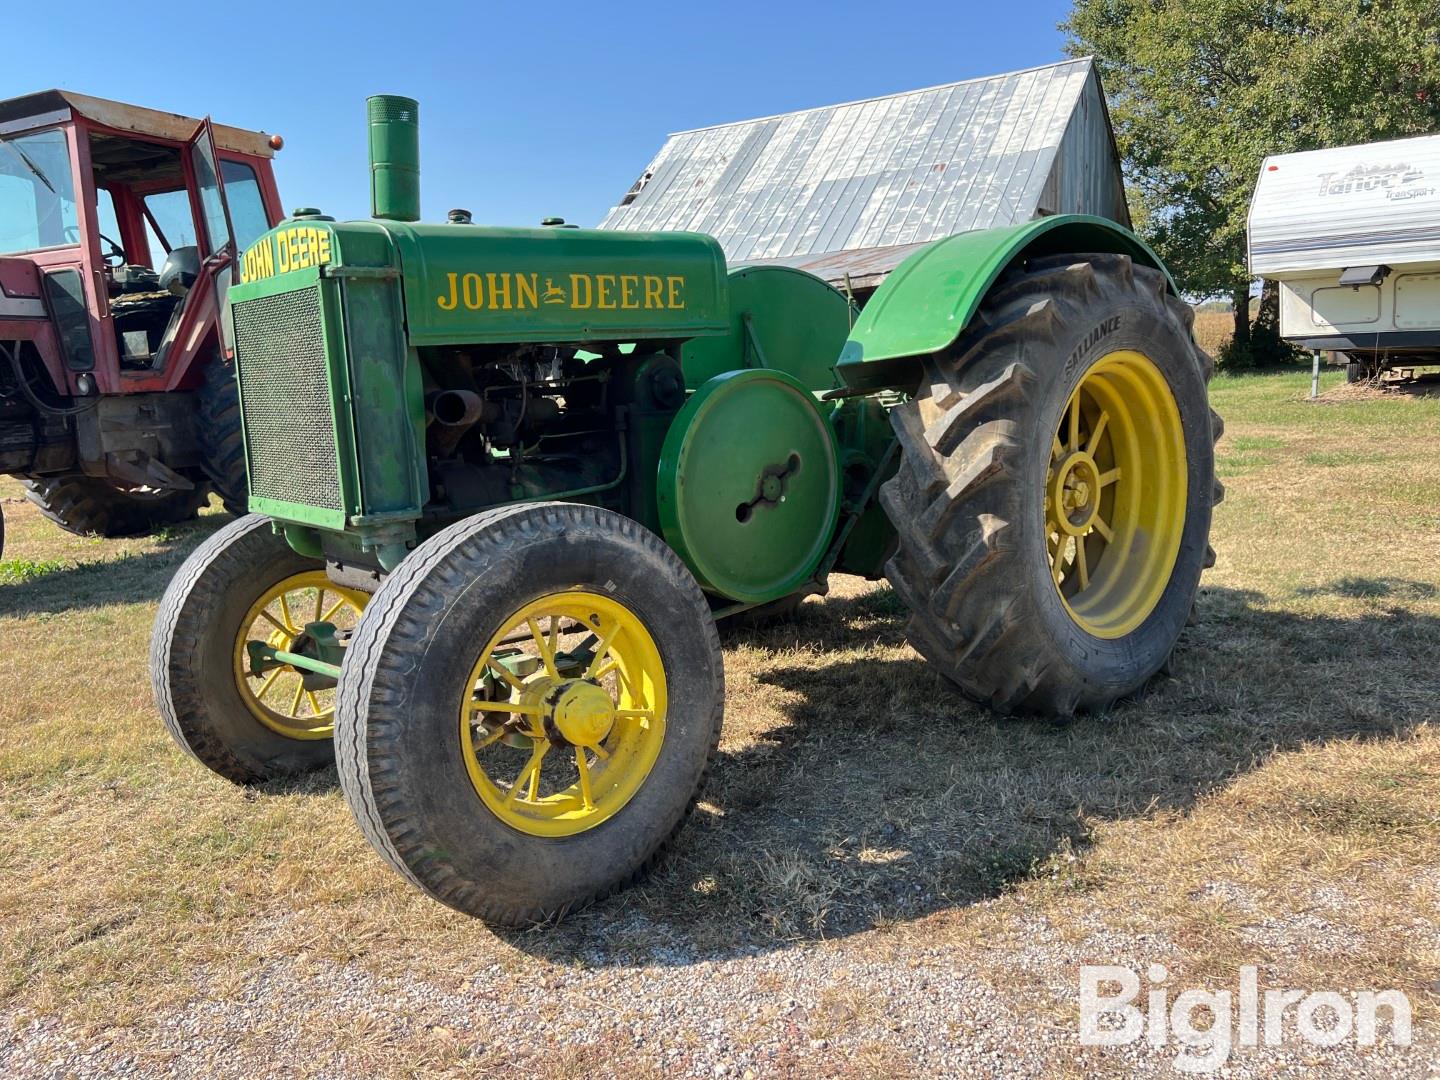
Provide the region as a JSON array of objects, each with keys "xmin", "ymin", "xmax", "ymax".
[{"xmin": 833, "ymin": 214, "xmax": 1176, "ymax": 390}]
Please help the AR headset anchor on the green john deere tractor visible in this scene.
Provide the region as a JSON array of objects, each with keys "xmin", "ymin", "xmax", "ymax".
[{"xmin": 151, "ymin": 96, "xmax": 1221, "ymax": 925}]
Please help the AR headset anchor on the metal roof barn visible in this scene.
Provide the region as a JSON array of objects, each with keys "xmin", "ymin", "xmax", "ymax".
[{"xmin": 599, "ymin": 58, "xmax": 1129, "ymax": 290}]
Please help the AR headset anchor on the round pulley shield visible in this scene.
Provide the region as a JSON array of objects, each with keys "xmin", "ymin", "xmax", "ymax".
[{"xmin": 657, "ymin": 369, "xmax": 841, "ymax": 603}]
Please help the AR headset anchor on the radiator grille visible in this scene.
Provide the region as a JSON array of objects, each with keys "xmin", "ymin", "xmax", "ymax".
[{"xmin": 233, "ymin": 286, "xmax": 344, "ymax": 513}]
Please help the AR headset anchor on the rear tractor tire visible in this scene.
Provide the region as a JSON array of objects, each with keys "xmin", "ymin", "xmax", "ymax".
[
  {"xmin": 22, "ymin": 474, "xmax": 208, "ymax": 538},
  {"xmin": 334, "ymin": 502, "xmax": 725, "ymax": 926},
  {"xmin": 883, "ymin": 253, "xmax": 1221, "ymax": 715},
  {"xmin": 150, "ymin": 514, "xmax": 368, "ymax": 784}
]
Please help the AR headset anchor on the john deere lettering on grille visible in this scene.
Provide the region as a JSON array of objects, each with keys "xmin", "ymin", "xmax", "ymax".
[
  {"xmin": 240, "ymin": 226, "xmax": 331, "ymax": 283},
  {"xmin": 435, "ymin": 272, "xmax": 687, "ymax": 312}
]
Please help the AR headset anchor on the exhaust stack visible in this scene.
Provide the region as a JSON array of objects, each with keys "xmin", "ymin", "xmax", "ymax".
[{"xmin": 367, "ymin": 95, "xmax": 420, "ymax": 222}]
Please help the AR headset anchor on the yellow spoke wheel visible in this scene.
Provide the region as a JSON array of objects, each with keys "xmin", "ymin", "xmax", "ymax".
[
  {"xmin": 1046, "ymin": 349, "xmax": 1187, "ymax": 638},
  {"xmin": 231, "ymin": 571, "xmax": 368, "ymax": 740},
  {"xmin": 459, "ymin": 591, "xmax": 667, "ymax": 837}
]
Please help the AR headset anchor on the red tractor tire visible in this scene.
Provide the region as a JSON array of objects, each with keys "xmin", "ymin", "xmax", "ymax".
[
  {"xmin": 198, "ymin": 358, "xmax": 248, "ymax": 516},
  {"xmin": 21, "ymin": 475, "xmax": 208, "ymax": 538}
]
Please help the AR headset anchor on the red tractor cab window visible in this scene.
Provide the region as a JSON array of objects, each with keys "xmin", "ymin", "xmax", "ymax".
[{"xmin": 0, "ymin": 128, "xmax": 79, "ymax": 254}]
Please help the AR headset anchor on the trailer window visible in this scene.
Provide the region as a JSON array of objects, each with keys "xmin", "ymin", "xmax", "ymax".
[
  {"xmin": 219, "ymin": 160, "xmax": 270, "ymax": 252},
  {"xmin": 0, "ymin": 129, "xmax": 79, "ymax": 255}
]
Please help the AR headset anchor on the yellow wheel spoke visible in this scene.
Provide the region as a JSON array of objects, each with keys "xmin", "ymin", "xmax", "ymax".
[
  {"xmin": 1052, "ymin": 434, "xmax": 1064, "ymax": 461},
  {"xmin": 1092, "ymin": 515, "xmax": 1114, "ymax": 542},
  {"xmin": 575, "ymin": 748, "xmax": 594, "ymax": 809},
  {"xmin": 505, "ymin": 743, "xmax": 549, "ymax": 807},
  {"xmin": 549, "ymin": 615, "xmax": 561, "ymax": 661},
  {"xmin": 321, "ymin": 596, "xmax": 350, "ymax": 623},
  {"xmin": 1075, "ymin": 539, "xmax": 1090, "ymax": 590},
  {"xmin": 313, "ymin": 588, "xmax": 325, "ymax": 623},
  {"xmin": 289, "ymin": 679, "xmax": 305, "ymax": 717},
  {"xmin": 257, "ymin": 609, "xmax": 290, "ymax": 636},
  {"xmin": 527, "ymin": 619, "xmax": 560, "ymax": 679},
  {"xmin": 486, "ymin": 659, "xmax": 527, "ymax": 694},
  {"xmin": 1087, "ymin": 410, "xmax": 1110, "ymax": 454},
  {"xmin": 305, "ymin": 690, "xmax": 324, "ymax": 717},
  {"xmin": 254, "ymin": 667, "xmax": 282, "ymax": 701},
  {"xmin": 1068, "ymin": 396, "xmax": 1080, "ymax": 451},
  {"xmin": 470, "ymin": 700, "xmax": 542, "ymax": 717},
  {"xmin": 612, "ymin": 662, "xmax": 642, "ymax": 706},
  {"xmin": 614, "ymin": 708, "xmax": 653, "ymax": 720},
  {"xmin": 1098, "ymin": 468, "xmax": 1121, "ymax": 488},
  {"xmin": 279, "ymin": 593, "xmax": 297, "ymax": 632},
  {"xmin": 583, "ymin": 619, "xmax": 622, "ymax": 680},
  {"xmin": 472, "ymin": 725, "xmax": 506, "ymax": 750},
  {"xmin": 584, "ymin": 741, "xmax": 610, "ymax": 760},
  {"xmin": 593, "ymin": 660, "xmax": 619, "ymax": 681}
]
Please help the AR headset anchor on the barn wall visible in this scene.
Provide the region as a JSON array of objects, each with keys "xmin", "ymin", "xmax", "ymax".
[{"xmin": 1040, "ymin": 72, "xmax": 1131, "ymax": 227}]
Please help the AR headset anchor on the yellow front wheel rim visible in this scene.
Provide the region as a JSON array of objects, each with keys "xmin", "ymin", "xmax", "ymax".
[
  {"xmin": 232, "ymin": 571, "xmax": 368, "ymax": 740},
  {"xmin": 1046, "ymin": 349, "xmax": 1187, "ymax": 639},
  {"xmin": 459, "ymin": 591, "xmax": 668, "ymax": 838}
]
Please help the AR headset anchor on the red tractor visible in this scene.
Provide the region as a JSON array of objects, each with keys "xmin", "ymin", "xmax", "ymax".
[{"xmin": 0, "ymin": 91, "xmax": 285, "ymax": 554}]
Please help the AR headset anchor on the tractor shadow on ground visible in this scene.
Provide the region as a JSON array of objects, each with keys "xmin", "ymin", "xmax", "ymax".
[
  {"xmin": 0, "ymin": 513, "xmax": 228, "ymax": 618},
  {"xmin": 504, "ymin": 580, "xmax": 1440, "ymax": 965}
]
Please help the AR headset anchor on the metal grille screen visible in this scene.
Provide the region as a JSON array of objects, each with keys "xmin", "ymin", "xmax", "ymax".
[{"xmin": 233, "ymin": 286, "xmax": 344, "ymax": 513}]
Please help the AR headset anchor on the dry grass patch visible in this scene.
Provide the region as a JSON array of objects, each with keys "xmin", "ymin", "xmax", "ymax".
[
  {"xmin": 1, "ymin": 366, "xmax": 1438, "ymax": 1075},
  {"xmin": 1192, "ymin": 309, "xmax": 1233, "ymax": 356}
]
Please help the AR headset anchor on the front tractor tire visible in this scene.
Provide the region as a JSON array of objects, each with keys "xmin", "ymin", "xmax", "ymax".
[
  {"xmin": 22, "ymin": 475, "xmax": 208, "ymax": 538},
  {"xmin": 883, "ymin": 253, "xmax": 1222, "ymax": 716},
  {"xmin": 334, "ymin": 502, "xmax": 725, "ymax": 926},
  {"xmin": 150, "ymin": 514, "xmax": 367, "ymax": 784}
]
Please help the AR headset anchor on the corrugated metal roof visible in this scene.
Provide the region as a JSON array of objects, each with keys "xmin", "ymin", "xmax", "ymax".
[
  {"xmin": 599, "ymin": 59, "xmax": 1098, "ymax": 271},
  {"xmin": 1249, "ymin": 133, "xmax": 1440, "ymax": 276},
  {"xmin": 741, "ymin": 243, "xmax": 932, "ymax": 293}
]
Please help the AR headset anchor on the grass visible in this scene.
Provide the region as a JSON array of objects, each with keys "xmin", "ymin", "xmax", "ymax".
[{"xmin": 1, "ymin": 367, "xmax": 1438, "ymax": 1075}]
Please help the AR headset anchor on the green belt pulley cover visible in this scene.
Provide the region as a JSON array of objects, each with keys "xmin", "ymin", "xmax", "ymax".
[{"xmin": 657, "ymin": 369, "xmax": 841, "ymax": 603}]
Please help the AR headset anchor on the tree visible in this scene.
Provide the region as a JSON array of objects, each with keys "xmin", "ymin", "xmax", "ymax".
[{"xmin": 1064, "ymin": 0, "xmax": 1440, "ymax": 363}]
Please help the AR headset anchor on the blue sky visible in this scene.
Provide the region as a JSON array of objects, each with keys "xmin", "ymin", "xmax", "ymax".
[{"xmin": 8, "ymin": 0, "xmax": 1074, "ymax": 227}]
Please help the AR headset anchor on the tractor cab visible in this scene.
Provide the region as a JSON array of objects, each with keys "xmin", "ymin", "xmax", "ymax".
[{"xmin": 0, "ymin": 90, "xmax": 283, "ymax": 398}]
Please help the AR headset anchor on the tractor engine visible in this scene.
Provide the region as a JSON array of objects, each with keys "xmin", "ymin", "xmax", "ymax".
[{"xmin": 419, "ymin": 342, "xmax": 687, "ymax": 522}]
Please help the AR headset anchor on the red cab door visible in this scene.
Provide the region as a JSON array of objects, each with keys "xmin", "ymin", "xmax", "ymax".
[{"xmin": 154, "ymin": 118, "xmax": 237, "ymax": 387}]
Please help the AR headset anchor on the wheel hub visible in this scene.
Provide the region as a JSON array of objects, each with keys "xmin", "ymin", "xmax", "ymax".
[
  {"xmin": 516, "ymin": 675, "xmax": 615, "ymax": 748},
  {"xmin": 1050, "ymin": 451, "xmax": 1101, "ymax": 534}
]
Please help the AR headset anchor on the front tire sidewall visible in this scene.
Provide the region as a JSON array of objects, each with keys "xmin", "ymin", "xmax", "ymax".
[
  {"xmin": 1028, "ymin": 298, "xmax": 1213, "ymax": 699},
  {"xmin": 152, "ymin": 515, "xmax": 335, "ymax": 782},
  {"xmin": 338, "ymin": 505, "xmax": 723, "ymax": 921}
]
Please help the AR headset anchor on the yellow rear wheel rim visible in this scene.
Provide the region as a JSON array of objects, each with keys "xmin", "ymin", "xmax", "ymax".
[
  {"xmin": 231, "ymin": 571, "xmax": 368, "ymax": 740},
  {"xmin": 459, "ymin": 591, "xmax": 668, "ymax": 838},
  {"xmin": 1046, "ymin": 349, "xmax": 1187, "ymax": 639}
]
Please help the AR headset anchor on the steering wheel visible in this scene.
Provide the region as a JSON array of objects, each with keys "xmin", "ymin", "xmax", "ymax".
[
  {"xmin": 60, "ymin": 225, "xmax": 125, "ymax": 265},
  {"xmin": 98, "ymin": 233, "xmax": 126, "ymax": 267}
]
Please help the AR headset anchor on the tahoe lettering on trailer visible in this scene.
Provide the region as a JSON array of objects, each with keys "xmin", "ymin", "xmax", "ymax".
[
  {"xmin": 239, "ymin": 226, "xmax": 331, "ymax": 284},
  {"xmin": 435, "ymin": 271, "xmax": 687, "ymax": 312}
]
